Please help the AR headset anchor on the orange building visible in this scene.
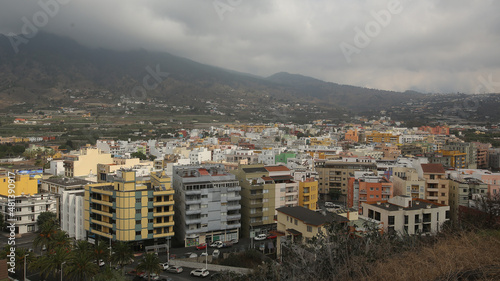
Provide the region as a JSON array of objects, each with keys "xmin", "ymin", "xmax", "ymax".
[
  {"xmin": 419, "ymin": 126, "xmax": 450, "ymax": 135},
  {"xmin": 348, "ymin": 174, "xmax": 393, "ymax": 212},
  {"xmin": 345, "ymin": 130, "xmax": 359, "ymax": 143},
  {"xmin": 365, "ymin": 132, "xmax": 400, "ymax": 144}
]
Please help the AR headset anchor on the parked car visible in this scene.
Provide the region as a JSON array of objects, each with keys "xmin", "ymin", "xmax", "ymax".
[
  {"xmin": 196, "ymin": 243, "xmax": 207, "ymax": 250},
  {"xmin": 159, "ymin": 262, "xmax": 169, "ymax": 270},
  {"xmin": 212, "ymin": 249, "xmax": 220, "ymax": 259},
  {"xmin": 229, "ymin": 238, "xmax": 239, "ymax": 244},
  {"xmin": 190, "ymin": 268, "xmax": 210, "ymax": 277},
  {"xmin": 94, "ymin": 259, "xmax": 105, "ymax": 267},
  {"xmin": 185, "ymin": 252, "xmax": 198, "ymax": 258},
  {"xmin": 143, "ymin": 273, "xmax": 160, "ymax": 280},
  {"xmin": 209, "ymin": 241, "xmax": 220, "ymax": 248},
  {"xmin": 127, "ymin": 270, "xmax": 145, "ymax": 276},
  {"xmin": 167, "ymin": 265, "xmax": 183, "ymax": 274},
  {"xmin": 160, "ymin": 277, "xmax": 173, "ymax": 281},
  {"xmin": 325, "ymin": 201, "xmax": 335, "ymax": 207},
  {"xmin": 200, "ymin": 252, "xmax": 208, "ymax": 257},
  {"xmin": 254, "ymin": 234, "xmax": 267, "ymax": 241},
  {"xmin": 267, "ymin": 234, "xmax": 277, "ymax": 239}
]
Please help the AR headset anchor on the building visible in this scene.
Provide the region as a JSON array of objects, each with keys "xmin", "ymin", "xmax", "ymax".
[
  {"xmin": 232, "ymin": 164, "xmax": 300, "ymax": 238},
  {"xmin": 275, "ymin": 206, "xmax": 348, "ymax": 257},
  {"xmin": 172, "ymin": 165, "xmax": 241, "ymax": 246},
  {"xmin": 84, "ymin": 170, "xmax": 174, "ymax": 248},
  {"xmin": 428, "ymin": 150, "xmax": 467, "ymax": 169},
  {"xmin": 0, "ymin": 174, "xmax": 38, "ymax": 197},
  {"xmin": 63, "ymin": 146, "xmax": 113, "ymax": 177},
  {"xmin": 421, "ymin": 164, "xmax": 450, "ymax": 205},
  {"xmin": 189, "ymin": 147, "xmax": 212, "ymax": 164},
  {"xmin": 473, "ymin": 142, "xmax": 491, "ymax": 169},
  {"xmin": 40, "ymin": 177, "xmax": 91, "ymax": 240},
  {"xmin": 364, "ymin": 132, "xmax": 400, "ymax": 144},
  {"xmin": 448, "ymin": 177, "xmax": 488, "ymax": 223},
  {"xmin": 391, "ymin": 167, "xmax": 425, "ymax": 199},
  {"xmin": 0, "ymin": 193, "xmax": 57, "ymax": 234},
  {"xmin": 361, "ymin": 196, "xmax": 450, "ymax": 235},
  {"xmin": 348, "ymin": 173, "xmax": 393, "ymax": 212},
  {"xmin": 315, "ymin": 161, "xmax": 377, "ymax": 200},
  {"xmin": 443, "ymin": 142, "xmax": 477, "ymax": 169}
]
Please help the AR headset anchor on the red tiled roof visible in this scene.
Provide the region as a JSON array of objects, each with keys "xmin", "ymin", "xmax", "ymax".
[
  {"xmin": 421, "ymin": 163, "xmax": 445, "ymax": 174},
  {"xmin": 265, "ymin": 165, "xmax": 290, "ymax": 172},
  {"xmin": 198, "ymin": 168, "xmax": 210, "ymax": 175}
]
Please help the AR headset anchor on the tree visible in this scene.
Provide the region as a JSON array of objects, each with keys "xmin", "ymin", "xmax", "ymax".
[
  {"xmin": 111, "ymin": 241, "xmax": 134, "ymax": 276},
  {"xmin": 30, "ymin": 246, "xmax": 71, "ymax": 280},
  {"xmin": 33, "ymin": 220, "xmax": 59, "ymax": 251},
  {"xmin": 65, "ymin": 250, "xmax": 99, "ymax": 281},
  {"xmin": 149, "ymin": 155, "xmax": 157, "ymax": 161},
  {"xmin": 36, "ymin": 211, "xmax": 58, "ymax": 228},
  {"xmin": 0, "ymin": 213, "xmax": 4, "ymax": 230},
  {"xmin": 93, "ymin": 241, "xmax": 111, "ymax": 267},
  {"xmin": 136, "ymin": 252, "xmax": 161, "ymax": 281},
  {"xmin": 0, "ymin": 247, "xmax": 35, "ymax": 280},
  {"xmin": 131, "ymin": 152, "xmax": 147, "ymax": 160}
]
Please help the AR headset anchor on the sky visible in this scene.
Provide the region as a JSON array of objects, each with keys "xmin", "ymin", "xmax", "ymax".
[{"xmin": 1, "ymin": 0, "xmax": 499, "ymax": 94}]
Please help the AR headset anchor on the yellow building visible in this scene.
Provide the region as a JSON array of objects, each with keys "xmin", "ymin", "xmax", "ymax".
[
  {"xmin": 63, "ymin": 146, "xmax": 113, "ymax": 177},
  {"xmin": 0, "ymin": 174, "xmax": 38, "ymax": 196},
  {"xmin": 365, "ymin": 132, "xmax": 400, "ymax": 144},
  {"xmin": 299, "ymin": 179, "xmax": 318, "ymax": 210},
  {"xmin": 84, "ymin": 170, "xmax": 174, "ymax": 246}
]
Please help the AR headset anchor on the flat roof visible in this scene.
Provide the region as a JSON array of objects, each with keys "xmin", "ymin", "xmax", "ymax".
[{"xmin": 242, "ymin": 167, "xmax": 268, "ymax": 174}]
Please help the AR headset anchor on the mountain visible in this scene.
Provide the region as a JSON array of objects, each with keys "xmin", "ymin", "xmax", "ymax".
[{"xmin": 0, "ymin": 32, "xmax": 421, "ymax": 114}]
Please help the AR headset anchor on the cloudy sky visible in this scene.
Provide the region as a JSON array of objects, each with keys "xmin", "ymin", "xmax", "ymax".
[{"xmin": 1, "ymin": 0, "xmax": 499, "ymax": 94}]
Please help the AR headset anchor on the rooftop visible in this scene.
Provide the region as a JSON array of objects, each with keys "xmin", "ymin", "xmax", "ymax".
[
  {"xmin": 265, "ymin": 165, "xmax": 290, "ymax": 172},
  {"xmin": 421, "ymin": 163, "xmax": 446, "ymax": 174},
  {"xmin": 42, "ymin": 177, "xmax": 91, "ymax": 187},
  {"xmin": 277, "ymin": 206, "xmax": 347, "ymax": 226}
]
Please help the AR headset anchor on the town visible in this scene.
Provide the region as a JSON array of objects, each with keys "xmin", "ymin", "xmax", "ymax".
[{"xmin": 1, "ymin": 120, "xmax": 500, "ymax": 280}]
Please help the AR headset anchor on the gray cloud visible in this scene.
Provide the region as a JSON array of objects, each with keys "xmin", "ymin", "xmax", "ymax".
[{"xmin": 1, "ymin": 0, "xmax": 499, "ymax": 93}]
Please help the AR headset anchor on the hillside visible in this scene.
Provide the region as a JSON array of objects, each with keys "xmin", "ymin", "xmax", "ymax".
[{"xmin": 0, "ymin": 32, "xmax": 421, "ymax": 116}]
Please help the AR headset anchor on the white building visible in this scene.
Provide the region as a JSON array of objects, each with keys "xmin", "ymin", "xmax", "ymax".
[
  {"xmin": 46, "ymin": 159, "xmax": 65, "ymax": 176},
  {"xmin": 0, "ymin": 193, "xmax": 58, "ymax": 234},
  {"xmin": 361, "ymin": 196, "xmax": 450, "ymax": 235},
  {"xmin": 189, "ymin": 147, "xmax": 212, "ymax": 164}
]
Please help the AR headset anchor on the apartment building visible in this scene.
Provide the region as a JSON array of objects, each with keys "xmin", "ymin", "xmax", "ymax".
[
  {"xmin": 172, "ymin": 165, "xmax": 241, "ymax": 247},
  {"xmin": 391, "ymin": 167, "xmax": 426, "ymax": 199},
  {"xmin": 84, "ymin": 170, "xmax": 174, "ymax": 248},
  {"xmin": 232, "ymin": 164, "xmax": 300, "ymax": 238},
  {"xmin": 364, "ymin": 132, "xmax": 400, "ymax": 144},
  {"xmin": 40, "ymin": 177, "xmax": 91, "ymax": 240},
  {"xmin": 347, "ymin": 173, "xmax": 393, "ymax": 212},
  {"xmin": 63, "ymin": 146, "xmax": 113, "ymax": 177},
  {"xmin": 448, "ymin": 177, "xmax": 488, "ymax": 223},
  {"xmin": 443, "ymin": 142, "xmax": 477, "ymax": 169},
  {"xmin": 0, "ymin": 193, "xmax": 57, "ymax": 234},
  {"xmin": 361, "ymin": 196, "xmax": 450, "ymax": 235},
  {"xmin": 315, "ymin": 160, "xmax": 377, "ymax": 200},
  {"xmin": 421, "ymin": 164, "xmax": 450, "ymax": 205},
  {"xmin": 428, "ymin": 150, "xmax": 467, "ymax": 169}
]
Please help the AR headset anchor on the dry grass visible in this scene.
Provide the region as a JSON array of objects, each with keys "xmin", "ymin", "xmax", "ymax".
[{"xmin": 343, "ymin": 231, "xmax": 500, "ymax": 281}]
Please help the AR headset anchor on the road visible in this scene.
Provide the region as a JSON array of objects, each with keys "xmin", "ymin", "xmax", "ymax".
[{"xmin": 4, "ymin": 234, "xmax": 264, "ymax": 281}]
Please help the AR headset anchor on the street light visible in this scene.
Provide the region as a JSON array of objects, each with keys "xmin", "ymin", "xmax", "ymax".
[
  {"xmin": 205, "ymin": 242, "xmax": 208, "ymax": 270},
  {"xmin": 61, "ymin": 261, "xmax": 66, "ymax": 281},
  {"xmin": 250, "ymin": 224, "xmax": 254, "ymax": 249},
  {"xmin": 24, "ymin": 254, "xmax": 29, "ymax": 281}
]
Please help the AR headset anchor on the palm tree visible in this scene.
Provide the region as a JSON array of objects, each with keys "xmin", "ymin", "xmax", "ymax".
[
  {"xmin": 93, "ymin": 240, "xmax": 110, "ymax": 267},
  {"xmin": 48, "ymin": 229, "xmax": 72, "ymax": 250},
  {"xmin": 33, "ymin": 220, "xmax": 58, "ymax": 251},
  {"xmin": 111, "ymin": 241, "xmax": 134, "ymax": 275},
  {"xmin": 65, "ymin": 250, "xmax": 99, "ymax": 281},
  {"xmin": 0, "ymin": 247, "xmax": 35, "ymax": 280},
  {"xmin": 74, "ymin": 240, "xmax": 93, "ymax": 256},
  {"xmin": 30, "ymin": 246, "xmax": 71, "ymax": 280},
  {"xmin": 136, "ymin": 252, "xmax": 161, "ymax": 281}
]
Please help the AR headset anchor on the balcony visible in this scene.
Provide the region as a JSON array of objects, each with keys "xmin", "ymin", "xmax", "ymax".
[
  {"xmin": 381, "ymin": 191, "xmax": 391, "ymax": 195},
  {"xmin": 90, "ymin": 229, "xmax": 112, "ymax": 239},
  {"xmin": 249, "ymin": 193, "xmax": 263, "ymax": 200},
  {"xmin": 227, "ymin": 205, "xmax": 240, "ymax": 210},
  {"xmin": 250, "ymin": 211, "xmax": 263, "ymax": 218},
  {"xmin": 228, "ymin": 187, "xmax": 241, "ymax": 192},
  {"xmin": 186, "ymin": 227, "xmax": 207, "ymax": 235},
  {"xmin": 359, "ymin": 190, "xmax": 367, "ymax": 194},
  {"xmin": 92, "ymin": 209, "xmax": 113, "ymax": 218},
  {"xmin": 227, "ymin": 214, "xmax": 241, "ymax": 220},
  {"xmin": 186, "ymin": 209, "xmax": 201, "ymax": 215},
  {"xmin": 153, "ymin": 221, "xmax": 175, "ymax": 227},
  {"xmin": 186, "ymin": 199, "xmax": 202, "ymax": 205},
  {"xmin": 427, "ymin": 196, "xmax": 438, "ymax": 201},
  {"xmin": 92, "ymin": 219, "xmax": 113, "ymax": 228},
  {"xmin": 226, "ymin": 223, "xmax": 241, "ymax": 229},
  {"xmin": 227, "ymin": 195, "xmax": 242, "ymax": 201},
  {"xmin": 185, "ymin": 218, "xmax": 202, "ymax": 225},
  {"xmin": 153, "ymin": 232, "xmax": 174, "ymax": 239},
  {"xmin": 153, "ymin": 211, "xmax": 174, "ymax": 217},
  {"xmin": 185, "ymin": 190, "xmax": 202, "ymax": 195},
  {"xmin": 91, "ymin": 198, "xmax": 113, "ymax": 207},
  {"xmin": 153, "ymin": 201, "xmax": 174, "ymax": 207},
  {"xmin": 285, "ymin": 200, "xmax": 298, "ymax": 206}
]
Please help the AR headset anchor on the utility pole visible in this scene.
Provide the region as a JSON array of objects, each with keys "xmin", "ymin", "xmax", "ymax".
[{"xmin": 24, "ymin": 254, "xmax": 29, "ymax": 281}]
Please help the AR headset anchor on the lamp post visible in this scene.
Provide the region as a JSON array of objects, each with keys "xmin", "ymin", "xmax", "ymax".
[
  {"xmin": 109, "ymin": 235, "xmax": 112, "ymax": 267},
  {"xmin": 250, "ymin": 224, "xmax": 254, "ymax": 249},
  {"xmin": 61, "ymin": 261, "xmax": 66, "ymax": 281},
  {"xmin": 205, "ymin": 242, "xmax": 208, "ymax": 270},
  {"xmin": 24, "ymin": 254, "xmax": 29, "ymax": 281}
]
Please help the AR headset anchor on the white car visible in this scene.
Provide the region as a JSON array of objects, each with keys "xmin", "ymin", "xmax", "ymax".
[
  {"xmin": 254, "ymin": 234, "xmax": 267, "ymax": 241},
  {"xmin": 190, "ymin": 268, "xmax": 210, "ymax": 277},
  {"xmin": 200, "ymin": 252, "xmax": 208, "ymax": 257},
  {"xmin": 212, "ymin": 249, "xmax": 220, "ymax": 258},
  {"xmin": 94, "ymin": 259, "xmax": 105, "ymax": 267},
  {"xmin": 159, "ymin": 262, "xmax": 169, "ymax": 270},
  {"xmin": 211, "ymin": 241, "xmax": 224, "ymax": 248},
  {"xmin": 143, "ymin": 273, "xmax": 159, "ymax": 280}
]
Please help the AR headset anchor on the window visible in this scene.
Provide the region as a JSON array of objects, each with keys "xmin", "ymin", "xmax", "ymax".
[
  {"xmin": 136, "ymin": 209, "xmax": 141, "ymax": 214},
  {"xmin": 136, "ymin": 198, "xmax": 141, "ymax": 203},
  {"xmin": 263, "ymin": 189, "xmax": 269, "ymax": 194},
  {"xmin": 294, "ymin": 219, "xmax": 298, "ymax": 225},
  {"xmin": 263, "ymin": 216, "xmax": 269, "ymax": 221},
  {"xmin": 404, "ymin": 215, "xmax": 408, "ymax": 224},
  {"xmin": 388, "ymin": 216, "xmax": 395, "ymax": 225},
  {"xmin": 136, "ymin": 231, "xmax": 141, "ymax": 235},
  {"xmin": 307, "ymin": 226, "xmax": 312, "ymax": 232},
  {"xmin": 136, "ymin": 220, "xmax": 140, "ymax": 224}
]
